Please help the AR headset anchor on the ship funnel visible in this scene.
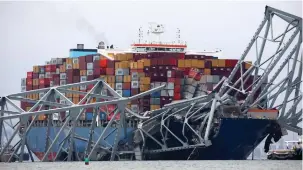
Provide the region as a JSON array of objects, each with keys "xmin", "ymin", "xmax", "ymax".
[{"xmin": 77, "ymin": 44, "xmax": 84, "ymax": 49}]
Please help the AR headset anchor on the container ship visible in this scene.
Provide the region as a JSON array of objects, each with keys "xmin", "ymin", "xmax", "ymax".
[{"xmin": 20, "ymin": 24, "xmax": 282, "ymax": 161}]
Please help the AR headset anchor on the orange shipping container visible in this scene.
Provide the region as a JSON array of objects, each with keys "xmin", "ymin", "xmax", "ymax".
[
  {"xmin": 130, "ymin": 62, "xmax": 137, "ymax": 69},
  {"xmin": 33, "ymin": 66, "xmax": 39, "ymax": 73},
  {"xmin": 80, "ymin": 70, "xmax": 86, "ymax": 76},
  {"xmin": 123, "ymin": 75, "xmax": 131, "ymax": 83},
  {"xmin": 197, "ymin": 60, "xmax": 205, "ymax": 68},
  {"xmin": 140, "ymin": 84, "xmax": 150, "ymax": 92},
  {"xmin": 211, "ymin": 59, "xmax": 219, "ymax": 67},
  {"xmin": 107, "ymin": 76, "xmax": 115, "ymax": 83},
  {"xmin": 140, "ymin": 77, "xmax": 150, "ymax": 84},
  {"xmin": 126, "ymin": 53, "xmax": 133, "ymax": 60},
  {"xmin": 73, "ymin": 97, "xmax": 80, "ymax": 104},
  {"xmin": 151, "ymin": 105, "xmax": 160, "ymax": 110},
  {"xmin": 38, "ymin": 114, "xmax": 47, "ymax": 121},
  {"xmin": 115, "ymin": 62, "xmax": 120, "ymax": 69},
  {"xmin": 218, "ymin": 59, "xmax": 226, "ymax": 67},
  {"xmin": 100, "ymin": 75, "xmax": 107, "ymax": 82},
  {"xmin": 26, "ymin": 107, "xmax": 31, "ymax": 111},
  {"xmin": 142, "ymin": 59, "xmax": 151, "ymax": 67},
  {"xmin": 66, "ymin": 58, "xmax": 73, "ymax": 64},
  {"xmin": 137, "ymin": 61, "xmax": 144, "ymax": 69},
  {"xmin": 191, "ymin": 59, "xmax": 199, "ymax": 68},
  {"xmin": 178, "ymin": 60, "xmax": 185, "ymax": 68},
  {"xmin": 185, "ymin": 60, "xmax": 192, "ymax": 67},
  {"xmin": 109, "ymin": 83, "xmax": 115, "ymax": 89},
  {"xmin": 204, "ymin": 69, "xmax": 211, "ymax": 75},
  {"xmin": 245, "ymin": 61, "xmax": 252, "ymax": 69},
  {"xmin": 60, "ymin": 64, "xmax": 66, "ymax": 73},
  {"xmin": 73, "ymin": 63, "xmax": 79, "ymax": 69}
]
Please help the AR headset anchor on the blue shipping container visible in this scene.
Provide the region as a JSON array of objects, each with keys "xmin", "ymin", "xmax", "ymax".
[
  {"xmin": 86, "ymin": 112, "xmax": 93, "ymax": 120},
  {"xmin": 151, "ymin": 91, "xmax": 161, "ymax": 97},
  {"xmin": 122, "ymin": 90, "xmax": 131, "ymax": 97},
  {"xmin": 99, "ymin": 112, "xmax": 106, "ymax": 120}
]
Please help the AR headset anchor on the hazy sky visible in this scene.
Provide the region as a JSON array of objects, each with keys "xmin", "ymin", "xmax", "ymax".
[{"xmin": 0, "ymin": 0, "xmax": 301, "ymax": 96}]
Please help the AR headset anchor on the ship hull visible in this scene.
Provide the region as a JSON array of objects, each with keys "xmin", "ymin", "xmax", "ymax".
[{"xmin": 27, "ymin": 118, "xmax": 280, "ymax": 161}]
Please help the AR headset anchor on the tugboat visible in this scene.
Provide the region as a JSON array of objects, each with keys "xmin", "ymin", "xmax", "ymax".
[{"xmin": 267, "ymin": 138, "xmax": 302, "ymax": 160}]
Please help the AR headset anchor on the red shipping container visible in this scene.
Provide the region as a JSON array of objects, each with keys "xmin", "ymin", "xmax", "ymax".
[
  {"xmin": 93, "ymin": 68, "xmax": 101, "ymax": 76},
  {"xmin": 26, "ymin": 78, "xmax": 33, "ymax": 85},
  {"xmin": 39, "ymin": 84, "xmax": 49, "ymax": 88},
  {"xmin": 123, "ymin": 83, "xmax": 131, "ymax": 89},
  {"xmin": 107, "ymin": 60, "xmax": 115, "ymax": 68},
  {"xmin": 79, "ymin": 61, "xmax": 87, "ymax": 70},
  {"xmin": 52, "ymin": 74, "xmax": 60, "ymax": 79},
  {"xmin": 73, "ymin": 76, "xmax": 80, "ymax": 83},
  {"xmin": 168, "ymin": 78, "xmax": 175, "ymax": 82},
  {"xmin": 225, "ymin": 59, "xmax": 238, "ymax": 68},
  {"xmin": 27, "ymin": 72, "xmax": 33, "ymax": 79},
  {"xmin": 178, "ymin": 53, "xmax": 185, "ymax": 59},
  {"xmin": 46, "ymin": 65, "xmax": 56, "ymax": 72},
  {"xmin": 151, "ymin": 59, "xmax": 157, "ymax": 66},
  {"xmin": 39, "ymin": 78, "xmax": 50, "ymax": 85},
  {"xmin": 137, "ymin": 69, "xmax": 144, "ymax": 73},
  {"xmin": 169, "ymin": 58, "xmax": 177, "ymax": 66},
  {"xmin": 93, "ymin": 60, "xmax": 100, "ymax": 68},
  {"xmin": 86, "ymin": 107, "xmax": 93, "ymax": 112},
  {"xmin": 174, "ymin": 85, "xmax": 181, "ymax": 93},
  {"xmin": 106, "ymin": 68, "xmax": 114, "ymax": 75},
  {"xmin": 163, "ymin": 58, "xmax": 170, "ymax": 65},
  {"xmin": 100, "ymin": 68, "xmax": 106, "ymax": 75},
  {"xmin": 131, "ymin": 89, "xmax": 139, "ymax": 95},
  {"xmin": 87, "ymin": 84, "xmax": 94, "ymax": 91},
  {"xmin": 157, "ymin": 58, "xmax": 164, "ymax": 65},
  {"xmin": 174, "ymin": 93, "xmax": 181, "ymax": 100},
  {"xmin": 87, "ymin": 75, "xmax": 94, "ymax": 81},
  {"xmin": 33, "ymin": 73, "xmax": 39, "ymax": 79},
  {"xmin": 79, "ymin": 56, "xmax": 86, "ymax": 64},
  {"xmin": 100, "ymin": 59, "xmax": 107, "ymax": 68},
  {"xmin": 86, "ymin": 55, "xmax": 93, "ymax": 62}
]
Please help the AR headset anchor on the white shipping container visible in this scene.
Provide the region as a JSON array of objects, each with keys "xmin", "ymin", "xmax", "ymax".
[
  {"xmin": 213, "ymin": 75, "xmax": 220, "ymax": 83},
  {"xmin": 60, "ymin": 80, "xmax": 66, "ymax": 85},
  {"xmin": 131, "ymin": 81, "xmax": 139, "ymax": 88},
  {"xmin": 21, "ymin": 78, "xmax": 26, "ymax": 86},
  {"xmin": 166, "ymin": 82, "xmax": 174, "ymax": 90},
  {"xmin": 57, "ymin": 58, "xmax": 63, "ymax": 64},
  {"xmin": 52, "ymin": 113, "xmax": 59, "ymax": 120},
  {"xmin": 167, "ymin": 70, "xmax": 172, "ymax": 78},
  {"xmin": 93, "ymin": 55, "xmax": 100, "ymax": 61},
  {"xmin": 122, "ymin": 69, "xmax": 130, "ymax": 75},
  {"xmin": 200, "ymin": 76, "xmax": 207, "ymax": 83},
  {"xmin": 60, "ymin": 100, "xmax": 66, "ymax": 104},
  {"xmin": 80, "ymin": 76, "xmax": 87, "ymax": 82},
  {"xmin": 80, "ymin": 85, "xmax": 87, "ymax": 90},
  {"xmin": 45, "ymin": 72, "xmax": 51, "ymax": 78},
  {"xmin": 131, "ymin": 72, "xmax": 139, "ymax": 80},
  {"xmin": 39, "ymin": 92, "xmax": 45, "ymax": 99},
  {"xmin": 116, "ymin": 90, "xmax": 123, "ymax": 96},
  {"xmin": 73, "ymin": 58, "xmax": 79, "ymax": 64},
  {"xmin": 21, "ymin": 86, "xmax": 26, "ymax": 92},
  {"xmin": 39, "ymin": 74, "xmax": 45, "ymax": 78},
  {"xmin": 87, "ymin": 70, "xmax": 93, "ymax": 75},
  {"xmin": 51, "ymin": 58, "xmax": 57, "ymax": 64},
  {"xmin": 206, "ymin": 75, "xmax": 213, "ymax": 83},
  {"xmin": 161, "ymin": 90, "xmax": 168, "ymax": 96},
  {"xmin": 168, "ymin": 90, "xmax": 174, "ymax": 97},
  {"xmin": 116, "ymin": 68, "xmax": 124, "ymax": 76},
  {"xmin": 60, "ymin": 73, "xmax": 67, "ymax": 80},
  {"xmin": 116, "ymin": 83, "xmax": 123, "ymax": 90},
  {"xmin": 50, "ymin": 81, "xmax": 54, "ymax": 87},
  {"xmin": 66, "ymin": 64, "xmax": 72, "ymax": 70},
  {"xmin": 87, "ymin": 63, "xmax": 93, "ymax": 70},
  {"xmin": 155, "ymin": 82, "xmax": 161, "ymax": 87},
  {"xmin": 56, "ymin": 68, "xmax": 60, "ymax": 74},
  {"xmin": 101, "ymin": 89, "xmax": 107, "ymax": 95},
  {"xmin": 131, "ymin": 105, "xmax": 139, "ymax": 113},
  {"xmin": 150, "ymin": 83, "xmax": 155, "ymax": 89},
  {"xmin": 186, "ymin": 85, "xmax": 196, "ymax": 94}
]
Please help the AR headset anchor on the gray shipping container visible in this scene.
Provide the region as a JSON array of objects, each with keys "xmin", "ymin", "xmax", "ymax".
[
  {"xmin": 80, "ymin": 85, "xmax": 87, "ymax": 90},
  {"xmin": 160, "ymin": 90, "xmax": 168, "ymax": 96},
  {"xmin": 39, "ymin": 74, "xmax": 45, "ymax": 78},
  {"xmin": 21, "ymin": 78, "xmax": 26, "ymax": 86},
  {"xmin": 93, "ymin": 55, "xmax": 100, "ymax": 61},
  {"xmin": 60, "ymin": 73, "xmax": 67, "ymax": 80},
  {"xmin": 73, "ymin": 58, "xmax": 79, "ymax": 64},
  {"xmin": 115, "ymin": 76, "xmax": 123, "ymax": 83},
  {"xmin": 57, "ymin": 58, "xmax": 63, "ymax": 65},
  {"xmin": 51, "ymin": 58, "xmax": 57, "ymax": 64},
  {"xmin": 131, "ymin": 81, "xmax": 139, "ymax": 88},
  {"xmin": 66, "ymin": 64, "xmax": 72, "ymax": 70},
  {"xmin": 167, "ymin": 90, "xmax": 174, "ymax": 97},
  {"xmin": 45, "ymin": 72, "xmax": 51, "ymax": 78},
  {"xmin": 165, "ymin": 82, "xmax": 174, "ymax": 90},
  {"xmin": 21, "ymin": 86, "xmax": 26, "ymax": 92},
  {"xmin": 185, "ymin": 85, "xmax": 196, "ymax": 94},
  {"xmin": 200, "ymin": 76, "xmax": 207, "ymax": 83},
  {"xmin": 131, "ymin": 72, "xmax": 139, "ymax": 81},
  {"xmin": 50, "ymin": 81, "xmax": 54, "ymax": 87},
  {"xmin": 116, "ymin": 83, "xmax": 123, "ymax": 90},
  {"xmin": 60, "ymin": 80, "xmax": 66, "ymax": 85},
  {"xmin": 87, "ymin": 70, "xmax": 93, "ymax": 76},
  {"xmin": 56, "ymin": 68, "xmax": 60, "ymax": 74},
  {"xmin": 213, "ymin": 75, "xmax": 220, "ymax": 83},
  {"xmin": 150, "ymin": 83, "xmax": 155, "ymax": 89},
  {"xmin": 122, "ymin": 68, "xmax": 130, "ymax": 75},
  {"xmin": 206, "ymin": 75, "xmax": 213, "ymax": 83},
  {"xmin": 87, "ymin": 63, "xmax": 93, "ymax": 70},
  {"xmin": 80, "ymin": 76, "xmax": 87, "ymax": 82}
]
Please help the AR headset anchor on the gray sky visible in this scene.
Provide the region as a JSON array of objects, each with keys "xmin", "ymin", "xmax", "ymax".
[{"xmin": 0, "ymin": 0, "xmax": 302, "ymax": 154}]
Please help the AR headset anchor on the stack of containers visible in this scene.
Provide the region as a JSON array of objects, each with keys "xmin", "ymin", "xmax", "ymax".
[{"xmin": 22, "ymin": 51, "xmax": 256, "ymax": 119}]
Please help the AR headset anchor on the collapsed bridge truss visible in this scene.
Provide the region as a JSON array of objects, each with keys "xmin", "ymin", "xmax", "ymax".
[{"xmin": 0, "ymin": 6, "xmax": 302, "ymax": 162}]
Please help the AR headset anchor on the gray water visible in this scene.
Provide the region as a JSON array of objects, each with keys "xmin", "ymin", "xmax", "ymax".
[{"xmin": 0, "ymin": 161, "xmax": 302, "ymax": 170}]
